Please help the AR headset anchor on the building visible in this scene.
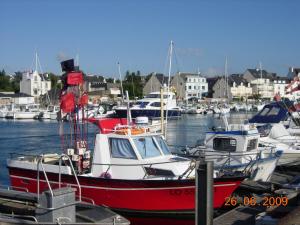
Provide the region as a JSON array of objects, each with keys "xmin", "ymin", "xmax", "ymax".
[
  {"xmin": 273, "ymin": 77, "xmax": 289, "ymax": 97},
  {"xmin": 143, "ymin": 73, "xmax": 169, "ymax": 95},
  {"xmin": 287, "ymin": 67, "xmax": 300, "ymax": 80},
  {"xmin": 210, "ymin": 77, "xmax": 232, "ymax": 100},
  {"xmin": 0, "ymin": 92, "xmax": 34, "ymax": 105},
  {"xmin": 84, "ymin": 75, "xmax": 120, "ymax": 103},
  {"xmin": 20, "ymin": 70, "xmax": 51, "ymax": 100},
  {"xmin": 170, "ymin": 72, "xmax": 208, "ymax": 100},
  {"xmin": 229, "ymin": 74, "xmax": 252, "ymax": 99},
  {"xmin": 243, "ymin": 69, "xmax": 276, "ymax": 99}
]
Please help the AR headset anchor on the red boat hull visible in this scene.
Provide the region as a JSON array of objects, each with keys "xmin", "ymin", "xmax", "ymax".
[{"xmin": 8, "ymin": 166, "xmax": 243, "ymax": 224}]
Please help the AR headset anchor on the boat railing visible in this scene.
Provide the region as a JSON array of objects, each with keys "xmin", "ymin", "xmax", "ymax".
[
  {"xmin": 36, "ymin": 154, "xmax": 82, "ymax": 203},
  {"xmin": 0, "ymin": 184, "xmax": 29, "ymax": 193},
  {"xmin": 1, "ymin": 213, "xmax": 38, "ymax": 222}
]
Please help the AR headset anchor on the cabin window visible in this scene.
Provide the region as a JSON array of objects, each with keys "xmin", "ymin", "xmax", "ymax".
[
  {"xmin": 109, "ymin": 138, "xmax": 137, "ymax": 159},
  {"xmin": 150, "ymin": 102, "xmax": 164, "ymax": 107},
  {"xmin": 259, "ymin": 108, "xmax": 270, "ymax": 116},
  {"xmin": 267, "ymin": 107, "xmax": 280, "ymax": 116},
  {"xmin": 213, "ymin": 138, "xmax": 236, "ymax": 152},
  {"xmin": 154, "ymin": 136, "xmax": 171, "ymax": 155},
  {"xmin": 133, "ymin": 137, "xmax": 162, "ymax": 159},
  {"xmin": 247, "ymin": 139, "xmax": 257, "ymax": 151}
]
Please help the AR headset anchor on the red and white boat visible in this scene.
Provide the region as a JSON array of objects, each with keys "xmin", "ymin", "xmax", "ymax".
[
  {"xmin": 7, "ymin": 60, "xmax": 245, "ymax": 225},
  {"xmin": 7, "ymin": 119, "xmax": 245, "ymax": 225}
]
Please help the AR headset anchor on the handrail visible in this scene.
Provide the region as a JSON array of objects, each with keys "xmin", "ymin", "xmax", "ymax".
[
  {"xmin": 37, "ymin": 155, "xmax": 54, "ymax": 201},
  {"xmin": 58, "ymin": 154, "xmax": 82, "ymax": 202},
  {"xmin": 3, "ymin": 213, "xmax": 38, "ymax": 222}
]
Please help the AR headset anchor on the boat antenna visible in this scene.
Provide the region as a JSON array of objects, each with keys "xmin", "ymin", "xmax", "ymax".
[
  {"xmin": 164, "ymin": 40, "xmax": 173, "ymax": 138},
  {"xmin": 225, "ymin": 56, "xmax": 228, "ymax": 101},
  {"xmin": 118, "ymin": 62, "xmax": 124, "ymax": 102}
]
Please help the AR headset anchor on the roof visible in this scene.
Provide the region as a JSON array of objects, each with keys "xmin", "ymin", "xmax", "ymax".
[
  {"xmin": 150, "ymin": 73, "xmax": 169, "ymax": 85},
  {"xmin": 206, "ymin": 77, "xmax": 220, "ymax": 87},
  {"xmin": 0, "ymin": 92, "xmax": 33, "ymax": 98},
  {"xmin": 246, "ymin": 69, "xmax": 276, "ymax": 80},
  {"xmin": 228, "ymin": 74, "xmax": 247, "ymax": 85},
  {"xmin": 85, "ymin": 75, "xmax": 105, "ymax": 83},
  {"xmin": 178, "ymin": 72, "xmax": 205, "ymax": 80}
]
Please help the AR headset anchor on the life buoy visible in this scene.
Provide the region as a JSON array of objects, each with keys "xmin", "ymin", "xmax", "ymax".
[{"xmin": 115, "ymin": 128, "xmax": 147, "ymax": 135}]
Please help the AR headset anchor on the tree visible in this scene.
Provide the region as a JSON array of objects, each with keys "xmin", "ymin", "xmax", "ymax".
[{"xmin": 122, "ymin": 70, "xmax": 143, "ymax": 99}]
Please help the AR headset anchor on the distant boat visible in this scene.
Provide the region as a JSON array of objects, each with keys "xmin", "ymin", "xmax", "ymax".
[{"xmin": 114, "ymin": 91, "xmax": 181, "ymax": 119}]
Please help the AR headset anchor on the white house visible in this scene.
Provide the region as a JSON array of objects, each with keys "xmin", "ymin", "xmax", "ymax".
[
  {"xmin": 20, "ymin": 70, "xmax": 51, "ymax": 99},
  {"xmin": 273, "ymin": 78, "xmax": 289, "ymax": 97},
  {"xmin": 171, "ymin": 72, "xmax": 208, "ymax": 100}
]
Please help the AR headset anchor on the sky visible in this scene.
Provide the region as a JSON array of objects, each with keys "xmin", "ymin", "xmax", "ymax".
[{"xmin": 1, "ymin": 0, "xmax": 300, "ymax": 78}]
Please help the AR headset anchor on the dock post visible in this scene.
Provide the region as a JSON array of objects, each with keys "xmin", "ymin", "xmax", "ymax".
[{"xmin": 195, "ymin": 160, "xmax": 214, "ymax": 225}]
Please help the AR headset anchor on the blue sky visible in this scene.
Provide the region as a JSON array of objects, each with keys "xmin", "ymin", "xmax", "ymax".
[{"xmin": 1, "ymin": 0, "xmax": 299, "ymax": 77}]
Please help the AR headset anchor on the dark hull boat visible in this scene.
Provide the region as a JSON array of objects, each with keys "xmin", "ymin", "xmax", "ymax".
[{"xmin": 114, "ymin": 108, "xmax": 181, "ymax": 119}]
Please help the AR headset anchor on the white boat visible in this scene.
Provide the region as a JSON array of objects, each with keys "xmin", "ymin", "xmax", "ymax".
[
  {"xmin": 184, "ymin": 116, "xmax": 280, "ymax": 182},
  {"xmin": 258, "ymin": 123, "xmax": 300, "ymax": 166},
  {"xmin": 114, "ymin": 91, "xmax": 181, "ymax": 119},
  {"xmin": 6, "ymin": 104, "xmax": 40, "ymax": 119},
  {"xmin": 37, "ymin": 105, "xmax": 60, "ymax": 120},
  {"xmin": 0, "ymin": 105, "xmax": 10, "ymax": 118}
]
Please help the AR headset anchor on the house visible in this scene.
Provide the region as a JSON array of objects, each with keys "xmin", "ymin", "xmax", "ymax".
[
  {"xmin": 206, "ymin": 77, "xmax": 219, "ymax": 98},
  {"xmin": 0, "ymin": 92, "xmax": 34, "ymax": 105},
  {"xmin": 243, "ymin": 69, "xmax": 276, "ymax": 99},
  {"xmin": 143, "ymin": 73, "xmax": 169, "ymax": 95},
  {"xmin": 209, "ymin": 77, "xmax": 232, "ymax": 100},
  {"xmin": 170, "ymin": 72, "xmax": 208, "ymax": 100},
  {"xmin": 287, "ymin": 67, "xmax": 300, "ymax": 79},
  {"xmin": 20, "ymin": 70, "xmax": 51, "ymax": 100},
  {"xmin": 84, "ymin": 75, "xmax": 120, "ymax": 103},
  {"xmin": 230, "ymin": 74, "xmax": 252, "ymax": 99},
  {"xmin": 273, "ymin": 77, "xmax": 289, "ymax": 97}
]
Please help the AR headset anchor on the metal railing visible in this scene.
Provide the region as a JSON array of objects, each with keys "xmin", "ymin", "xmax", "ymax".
[{"xmin": 36, "ymin": 154, "xmax": 82, "ymax": 202}]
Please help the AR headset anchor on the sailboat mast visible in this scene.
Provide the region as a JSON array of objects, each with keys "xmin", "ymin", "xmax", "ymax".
[
  {"xmin": 35, "ymin": 52, "xmax": 38, "ymax": 72},
  {"xmin": 164, "ymin": 40, "xmax": 173, "ymax": 138},
  {"xmin": 118, "ymin": 62, "xmax": 124, "ymax": 102}
]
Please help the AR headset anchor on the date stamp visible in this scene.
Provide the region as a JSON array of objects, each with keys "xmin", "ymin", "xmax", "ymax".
[{"xmin": 225, "ymin": 196, "xmax": 288, "ymax": 207}]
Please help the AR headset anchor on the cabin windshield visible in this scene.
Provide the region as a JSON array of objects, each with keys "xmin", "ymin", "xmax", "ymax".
[
  {"xmin": 153, "ymin": 136, "xmax": 171, "ymax": 155},
  {"xmin": 213, "ymin": 137, "xmax": 237, "ymax": 152},
  {"xmin": 135, "ymin": 101, "xmax": 150, "ymax": 107},
  {"xmin": 109, "ymin": 138, "xmax": 137, "ymax": 159},
  {"xmin": 133, "ymin": 136, "xmax": 163, "ymax": 159},
  {"xmin": 247, "ymin": 139, "xmax": 258, "ymax": 151}
]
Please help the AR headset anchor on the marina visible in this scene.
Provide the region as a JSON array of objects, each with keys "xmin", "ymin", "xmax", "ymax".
[{"xmin": 1, "ymin": 1, "xmax": 300, "ymax": 224}]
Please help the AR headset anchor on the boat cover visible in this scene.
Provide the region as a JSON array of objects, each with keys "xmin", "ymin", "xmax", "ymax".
[{"xmin": 249, "ymin": 101, "xmax": 294, "ymax": 124}]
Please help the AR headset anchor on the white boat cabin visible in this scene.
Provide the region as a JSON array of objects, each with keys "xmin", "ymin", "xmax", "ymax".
[
  {"xmin": 91, "ymin": 131, "xmax": 193, "ymax": 179},
  {"xmin": 132, "ymin": 91, "xmax": 178, "ymax": 109}
]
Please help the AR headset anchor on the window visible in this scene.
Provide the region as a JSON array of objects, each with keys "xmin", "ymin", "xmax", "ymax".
[
  {"xmin": 247, "ymin": 139, "xmax": 257, "ymax": 151},
  {"xmin": 267, "ymin": 107, "xmax": 280, "ymax": 116},
  {"xmin": 150, "ymin": 102, "xmax": 164, "ymax": 107},
  {"xmin": 188, "ymin": 86, "xmax": 192, "ymax": 90},
  {"xmin": 133, "ymin": 137, "xmax": 161, "ymax": 158},
  {"xmin": 202, "ymin": 86, "xmax": 205, "ymax": 90},
  {"xmin": 154, "ymin": 136, "xmax": 171, "ymax": 155},
  {"xmin": 213, "ymin": 138, "xmax": 237, "ymax": 152},
  {"xmin": 109, "ymin": 138, "xmax": 137, "ymax": 159}
]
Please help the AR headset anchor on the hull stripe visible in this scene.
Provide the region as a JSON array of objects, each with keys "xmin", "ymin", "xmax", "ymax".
[{"xmin": 10, "ymin": 175, "xmax": 237, "ymax": 191}]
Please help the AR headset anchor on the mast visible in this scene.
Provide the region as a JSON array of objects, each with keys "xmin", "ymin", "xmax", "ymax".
[
  {"xmin": 117, "ymin": 62, "xmax": 124, "ymax": 102},
  {"xmin": 164, "ymin": 40, "xmax": 173, "ymax": 138},
  {"xmin": 225, "ymin": 57, "xmax": 228, "ymax": 100},
  {"xmin": 35, "ymin": 52, "xmax": 38, "ymax": 72}
]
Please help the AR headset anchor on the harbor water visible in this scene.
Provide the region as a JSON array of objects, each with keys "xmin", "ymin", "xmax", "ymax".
[{"xmin": 0, "ymin": 113, "xmax": 253, "ymax": 186}]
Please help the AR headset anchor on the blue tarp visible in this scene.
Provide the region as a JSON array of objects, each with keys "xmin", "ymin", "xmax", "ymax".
[{"xmin": 249, "ymin": 101, "xmax": 293, "ymax": 124}]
